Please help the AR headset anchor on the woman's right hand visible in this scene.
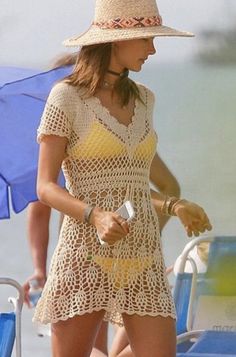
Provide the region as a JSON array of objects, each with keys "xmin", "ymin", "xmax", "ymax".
[
  {"xmin": 90, "ymin": 207, "xmax": 129, "ymax": 245},
  {"xmin": 23, "ymin": 271, "xmax": 46, "ymax": 307}
]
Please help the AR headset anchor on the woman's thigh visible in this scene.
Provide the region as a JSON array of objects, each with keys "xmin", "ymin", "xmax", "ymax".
[
  {"xmin": 92, "ymin": 321, "xmax": 108, "ymax": 355},
  {"xmin": 122, "ymin": 313, "xmax": 176, "ymax": 357},
  {"xmin": 51, "ymin": 310, "xmax": 105, "ymax": 357}
]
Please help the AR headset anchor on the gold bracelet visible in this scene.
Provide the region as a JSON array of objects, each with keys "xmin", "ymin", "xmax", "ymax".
[
  {"xmin": 161, "ymin": 196, "xmax": 181, "ymax": 216},
  {"xmin": 161, "ymin": 195, "xmax": 169, "ymax": 215},
  {"xmin": 170, "ymin": 198, "xmax": 186, "ymax": 216},
  {"xmin": 167, "ymin": 197, "xmax": 181, "ymax": 216}
]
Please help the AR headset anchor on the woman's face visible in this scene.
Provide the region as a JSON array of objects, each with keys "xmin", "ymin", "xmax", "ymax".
[{"xmin": 111, "ymin": 38, "xmax": 156, "ymax": 72}]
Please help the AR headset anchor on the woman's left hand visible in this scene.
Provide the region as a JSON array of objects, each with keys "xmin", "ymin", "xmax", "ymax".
[{"xmin": 173, "ymin": 199, "xmax": 212, "ymax": 237}]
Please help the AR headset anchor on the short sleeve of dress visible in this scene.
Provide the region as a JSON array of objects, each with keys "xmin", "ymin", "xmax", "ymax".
[
  {"xmin": 137, "ymin": 83, "xmax": 156, "ymax": 127},
  {"xmin": 37, "ymin": 82, "xmax": 73, "ymax": 143}
]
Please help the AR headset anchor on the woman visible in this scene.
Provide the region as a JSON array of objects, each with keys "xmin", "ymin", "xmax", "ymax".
[
  {"xmin": 24, "ymin": 155, "xmax": 180, "ymax": 357},
  {"xmin": 34, "ymin": 0, "xmax": 212, "ymax": 356}
]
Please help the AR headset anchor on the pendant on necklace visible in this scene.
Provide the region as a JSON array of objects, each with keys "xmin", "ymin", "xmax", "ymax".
[{"xmin": 103, "ymin": 80, "xmax": 114, "ymax": 89}]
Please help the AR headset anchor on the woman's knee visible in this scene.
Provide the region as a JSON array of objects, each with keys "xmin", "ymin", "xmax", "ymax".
[
  {"xmin": 51, "ymin": 312, "xmax": 105, "ymax": 357},
  {"xmin": 122, "ymin": 314, "xmax": 176, "ymax": 357}
]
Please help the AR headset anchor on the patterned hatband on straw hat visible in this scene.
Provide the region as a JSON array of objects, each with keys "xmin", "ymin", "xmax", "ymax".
[{"xmin": 63, "ymin": 0, "xmax": 194, "ymax": 47}]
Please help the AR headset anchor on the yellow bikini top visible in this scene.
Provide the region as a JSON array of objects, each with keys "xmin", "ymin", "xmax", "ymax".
[{"xmin": 69, "ymin": 121, "xmax": 157, "ymax": 160}]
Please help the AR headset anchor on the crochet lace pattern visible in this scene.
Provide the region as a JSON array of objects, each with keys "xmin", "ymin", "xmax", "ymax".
[{"xmin": 33, "ymin": 82, "xmax": 176, "ymax": 325}]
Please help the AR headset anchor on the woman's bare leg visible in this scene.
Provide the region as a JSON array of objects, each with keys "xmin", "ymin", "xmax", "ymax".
[
  {"xmin": 91, "ymin": 348, "xmax": 108, "ymax": 357},
  {"xmin": 91, "ymin": 321, "xmax": 108, "ymax": 357},
  {"xmin": 109, "ymin": 326, "xmax": 134, "ymax": 357},
  {"xmin": 51, "ymin": 310, "xmax": 105, "ymax": 357},
  {"xmin": 122, "ymin": 314, "xmax": 176, "ymax": 357},
  {"xmin": 110, "ymin": 346, "xmax": 133, "ymax": 357}
]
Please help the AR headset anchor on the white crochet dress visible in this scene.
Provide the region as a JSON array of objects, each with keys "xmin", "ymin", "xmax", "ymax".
[{"xmin": 33, "ymin": 81, "xmax": 176, "ymax": 325}]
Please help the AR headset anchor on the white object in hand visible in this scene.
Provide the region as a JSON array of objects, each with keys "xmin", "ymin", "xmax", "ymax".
[
  {"xmin": 97, "ymin": 201, "xmax": 135, "ymax": 245},
  {"xmin": 29, "ymin": 279, "xmax": 52, "ymax": 337},
  {"xmin": 116, "ymin": 200, "xmax": 135, "ymax": 221},
  {"xmin": 29, "ymin": 279, "xmax": 42, "ymax": 308}
]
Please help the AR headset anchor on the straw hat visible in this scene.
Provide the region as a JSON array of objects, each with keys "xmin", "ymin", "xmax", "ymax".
[{"xmin": 63, "ymin": 0, "xmax": 194, "ymax": 47}]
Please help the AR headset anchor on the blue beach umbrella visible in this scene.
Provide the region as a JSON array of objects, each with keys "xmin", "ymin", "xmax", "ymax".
[{"xmin": 0, "ymin": 65, "xmax": 72, "ymax": 219}]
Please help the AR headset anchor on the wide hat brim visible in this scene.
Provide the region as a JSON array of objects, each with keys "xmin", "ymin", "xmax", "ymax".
[{"xmin": 63, "ymin": 24, "xmax": 194, "ymax": 47}]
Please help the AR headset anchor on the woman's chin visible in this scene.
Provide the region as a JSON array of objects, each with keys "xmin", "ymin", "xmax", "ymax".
[{"xmin": 130, "ymin": 64, "xmax": 143, "ymax": 72}]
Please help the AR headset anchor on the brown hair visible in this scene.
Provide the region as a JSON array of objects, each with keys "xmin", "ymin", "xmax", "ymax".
[
  {"xmin": 51, "ymin": 53, "xmax": 78, "ymax": 68},
  {"xmin": 56, "ymin": 44, "xmax": 142, "ymax": 107}
]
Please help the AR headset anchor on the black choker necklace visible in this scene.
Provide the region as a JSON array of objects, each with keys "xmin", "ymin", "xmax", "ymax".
[{"xmin": 107, "ymin": 69, "xmax": 129, "ymax": 78}]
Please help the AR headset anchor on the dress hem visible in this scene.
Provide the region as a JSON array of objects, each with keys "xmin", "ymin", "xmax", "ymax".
[{"xmin": 33, "ymin": 308, "xmax": 176, "ymax": 326}]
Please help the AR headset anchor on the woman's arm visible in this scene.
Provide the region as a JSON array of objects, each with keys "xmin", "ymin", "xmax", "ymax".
[
  {"xmin": 37, "ymin": 135, "xmax": 88, "ymax": 220},
  {"xmin": 27, "ymin": 201, "xmax": 51, "ymax": 281},
  {"xmin": 149, "ymin": 153, "xmax": 212, "ymax": 237},
  {"xmin": 37, "ymin": 135, "xmax": 129, "ymax": 245},
  {"xmin": 23, "ymin": 201, "xmax": 51, "ymax": 305},
  {"xmin": 149, "ymin": 153, "xmax": 181, "ymax": 231}
]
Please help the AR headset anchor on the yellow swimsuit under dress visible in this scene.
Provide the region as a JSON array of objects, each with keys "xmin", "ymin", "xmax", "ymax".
[{"xmin": 33, "ymin": 81, "xmax": 176, "ymax": 326}]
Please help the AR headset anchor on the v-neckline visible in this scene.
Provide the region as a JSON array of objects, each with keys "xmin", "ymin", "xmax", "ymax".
[
  {"xmin": 91, "ymin": 95, "xmax": 138, "ymax": 130},
  {"xmin": 82, "ymin": 90, "xmax": 147, "ymax": 149}
]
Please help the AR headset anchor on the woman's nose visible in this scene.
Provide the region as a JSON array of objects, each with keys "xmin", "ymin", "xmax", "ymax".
[{"xmin": 149, "ymin": 40, "xmax": 156, "ymax": 55}]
